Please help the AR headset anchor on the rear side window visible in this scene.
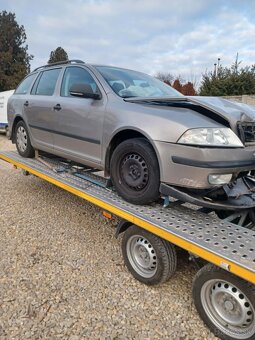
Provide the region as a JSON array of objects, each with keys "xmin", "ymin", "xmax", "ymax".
[
  {"xmin": 15, "ymin": 73, "xmax": 37, "ymax": 94},
  {"xmin": 61, "ymin": 66, "xmax": 99, "ymax": 97},
  {"xmin": 33, "ymin": 68, "xmax": 61, "ymax": 96}
]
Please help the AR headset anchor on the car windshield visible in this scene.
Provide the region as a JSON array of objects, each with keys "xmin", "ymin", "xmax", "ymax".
[{"xmin": 96, "ymin": 66, "xmax": 182, "ymax": 98}]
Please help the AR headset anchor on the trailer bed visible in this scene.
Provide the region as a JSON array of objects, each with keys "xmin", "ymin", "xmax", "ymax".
[{"xmin": 1, "ymin": 150, "xmax": 255, "ymax": 284}]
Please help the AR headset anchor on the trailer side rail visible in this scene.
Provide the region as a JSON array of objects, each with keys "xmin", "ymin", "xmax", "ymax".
[{"xmin": 1, "ymin": 150, "xmax": 255, "ymax": 284}]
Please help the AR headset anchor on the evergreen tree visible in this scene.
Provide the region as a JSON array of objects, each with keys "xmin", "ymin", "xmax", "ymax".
[
  {"xmin": 0, "ymin": 11, "xmax": 33, "ymax": 91},
  {"xmin": 48, "ymin": 47, "xmax": 68, "ymax": 64},
  {"xmin": 200, "ymin": 55, "xmax": 255, "ymax": 96}
]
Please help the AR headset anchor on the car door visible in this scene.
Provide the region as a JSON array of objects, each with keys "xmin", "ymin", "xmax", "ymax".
[
  {"xmin": 24, "ymin": 68, "xmax": 62, "ymax": 152},
  {"xmin": 53, "ymin": 66, "xmax": 106, "ymax": 165}
]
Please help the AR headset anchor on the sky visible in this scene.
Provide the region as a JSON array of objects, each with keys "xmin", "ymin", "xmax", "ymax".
[{"xmin": 1, "ymin": 0, "xmax": 255, "ymax": 83}]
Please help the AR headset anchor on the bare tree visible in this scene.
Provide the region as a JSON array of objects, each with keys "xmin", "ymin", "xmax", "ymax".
[{"xmin": 154, "ymin": 72, "xmax": 174, "ymax": 85}]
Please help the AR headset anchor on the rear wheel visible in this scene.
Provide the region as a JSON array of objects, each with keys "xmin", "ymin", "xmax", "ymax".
[
  {"xmin": 110, "ymin": 138, "xmax": 160, "ymax": 204},
  {"xmin": 15, "ymin": 120, "xmax": 35, "ymax": 158},
  {"xmin": 193, "ymin": 264, "xmax": 255, "ymax": 340}
]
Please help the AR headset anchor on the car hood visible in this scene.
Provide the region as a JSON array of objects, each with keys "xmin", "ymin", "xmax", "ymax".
[{"xmin": 125, "ymin": 96, "xmax": 255, "ymax": 129}]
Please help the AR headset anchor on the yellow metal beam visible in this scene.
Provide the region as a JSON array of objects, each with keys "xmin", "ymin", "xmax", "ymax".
[{"xmin": 1, "ymin": 152, "xmax": 255, "ymax": 284}]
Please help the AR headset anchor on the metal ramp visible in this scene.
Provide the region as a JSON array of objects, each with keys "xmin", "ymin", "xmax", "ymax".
[{"xmin": 1, "ymin": 150, "xmax": 255, "ymax": 284}]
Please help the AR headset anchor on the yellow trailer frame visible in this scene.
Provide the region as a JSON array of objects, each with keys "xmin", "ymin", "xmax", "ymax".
[{"xmin": 1, "ymin": 150, "xmax": 255, "ymax": 285}]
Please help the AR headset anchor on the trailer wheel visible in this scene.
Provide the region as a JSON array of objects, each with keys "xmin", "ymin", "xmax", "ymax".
[
  {"xmin": 122, "ymin": 225, "xmax": 177, "ymax": 285},
  {"xmin": 193, "ymin": 264, "xmax": 255, "ymax": 340}
]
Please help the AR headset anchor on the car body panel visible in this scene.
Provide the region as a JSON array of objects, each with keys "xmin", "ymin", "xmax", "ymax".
[
  {"xmin": 53, "ymin": 96, "xmax": 105, "ymax": 165},
  {"xmin": 154, "ymin": 141, "xmax": 255, "ymax": 188},
  {"xmin": 24, "ymin": 94, "xmax": 56, "ymax": 151},
  {"xmin": 7, "ymin": 62, "xmax": 255, "ymax": 193}
]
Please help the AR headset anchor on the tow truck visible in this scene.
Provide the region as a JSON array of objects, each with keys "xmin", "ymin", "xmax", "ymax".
[{"xmin": 1, "ymin": 149, "xmax": 255, "ymax": 340}]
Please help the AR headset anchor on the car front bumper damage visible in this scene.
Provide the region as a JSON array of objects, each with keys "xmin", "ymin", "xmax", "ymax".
[
  {"xmin": 160, "ymin": 176, "xmax": 255, "ymax": 210},
  {"xmin": 155, "ymin": 141, "xmax": 255, "ymax": 210}
]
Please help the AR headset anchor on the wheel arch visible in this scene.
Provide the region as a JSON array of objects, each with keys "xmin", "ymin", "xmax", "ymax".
[
  {"xmin": 115, "ymin": 219, "xmax": 133, "ymax": 238},
  {"xmin": 104, "ymin": 128, "xmax": 162, "ymax": 177}
]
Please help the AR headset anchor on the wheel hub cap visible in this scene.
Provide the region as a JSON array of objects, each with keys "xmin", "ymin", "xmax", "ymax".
[
  {"xmin": 126, "ymin": 235, "xmax": 157, "ymax": 278},
  {"xmin": 201, "ymin": 279, "xmax": 255, "ymax": 338},
  {"xmin": 16, "ymin": 126, "xmax": 27, "ymax": 152},
  {"xmin": 121, "ymin": 153, "xmax": 148, "ymax": 190}
]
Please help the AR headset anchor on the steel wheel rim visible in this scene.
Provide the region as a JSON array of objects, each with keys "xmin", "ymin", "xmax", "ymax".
[
  {"xmin": 201, "ymin": 279, "xmax": 255, "ymax": 339},
  {"xmin": 126, "ymin": 235, "xmax": 157, "ymax": 278},
  {"xmin": 120, "ymin": 153, "xmax": 149, "ymax": 191},
  {"xmin": 16, "ymin": 126, "xmax": 28, "ymax": 152}
]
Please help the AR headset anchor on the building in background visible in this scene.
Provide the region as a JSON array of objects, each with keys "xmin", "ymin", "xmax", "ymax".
[{"xmin": 0, "ymin": 89, "xmax": 14, "ymax": 133}]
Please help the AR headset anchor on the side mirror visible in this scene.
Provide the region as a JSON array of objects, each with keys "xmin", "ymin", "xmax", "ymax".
[{"xmin": 69, "ymin": 83, "xmax": 101, "ymax": 99}]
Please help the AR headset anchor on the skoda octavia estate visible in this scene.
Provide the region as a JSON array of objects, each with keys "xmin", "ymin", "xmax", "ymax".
[{"xmin": 7, "ymin": 60, "xmax": 255, "ymax": 209}]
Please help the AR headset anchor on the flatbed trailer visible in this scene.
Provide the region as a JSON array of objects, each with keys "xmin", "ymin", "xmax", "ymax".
[{"xmin": 1, "ymin": 150, "xmax": 255, "ymax": 340}]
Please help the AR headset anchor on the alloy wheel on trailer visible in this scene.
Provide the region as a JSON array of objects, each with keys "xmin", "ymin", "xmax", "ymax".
[
  {"xmin": 122, "ymin": 225, "xmax": 177, "ymax": 285},
  {"xmin": 193, "ymin": 264, "xmax": 255, "ymax": 340}
]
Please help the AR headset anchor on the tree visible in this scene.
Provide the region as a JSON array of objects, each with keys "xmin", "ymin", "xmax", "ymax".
[
  {"xmin": 0, "ymin": 11, "xmax": 33, "ymax": 91},
  {"xmin": 182, "ymin": 81, "xmax": 196, "ymax": 96},
  {"xmin": 155, "ymin": 71, "xmax": 174, "ymax": 85},
  {"xmin": 48, "ymin": 47, "xmax": 68, "ymax": 64},
  {"xmin": 200, "ymin": 55, "xmax": 255, "ymax": 96},
  {"xmin": 172, "ymin": 79, "xmax": 183, "ymax": 93}
]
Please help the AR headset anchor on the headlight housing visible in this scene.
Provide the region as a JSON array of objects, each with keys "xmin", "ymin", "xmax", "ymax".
[{"xmin": 177, "ymin": 128, "xmax": 243, "ymax": 147}]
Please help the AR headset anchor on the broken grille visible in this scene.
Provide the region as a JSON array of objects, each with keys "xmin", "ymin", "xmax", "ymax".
[{"xmin": 237, "ymin": 122, "xmax": 255, "ymax": 144}]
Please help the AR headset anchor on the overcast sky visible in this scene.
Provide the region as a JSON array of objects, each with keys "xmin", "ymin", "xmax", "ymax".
[{"xmin": 1, "ymin": 0, "xmax": 255, "ymax": 82}]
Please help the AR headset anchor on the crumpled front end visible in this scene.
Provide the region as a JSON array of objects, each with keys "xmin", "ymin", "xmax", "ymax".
[{"xmin": 160, "ymin": 176, "xmax": 255, "ymax": 210}]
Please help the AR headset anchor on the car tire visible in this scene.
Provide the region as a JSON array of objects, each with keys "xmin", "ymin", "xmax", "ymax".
[
  {"xmin": 193, "ymin": 264, "xmax": 255, "ymax": 340},
  {"xmin": 110, "ymin": 138, "xmax": 160, "ymax": 205},
  {"xmin": 122, "ymin": 225, "xmax": 177, "ymax": 285},
  {"xmin": 15, "ymin": 120, "xmax": 35, "ymax": 158}
]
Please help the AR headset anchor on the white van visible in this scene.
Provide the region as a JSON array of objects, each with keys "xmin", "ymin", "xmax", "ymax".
[{"xmin": 0, "ymin": 89, "xmax": 15, "ymax": 133}]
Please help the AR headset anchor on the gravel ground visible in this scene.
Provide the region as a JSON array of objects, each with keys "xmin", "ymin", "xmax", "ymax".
[{"xmin": 0, "ymin": 133, "xmax": 218, "ymax": 339}]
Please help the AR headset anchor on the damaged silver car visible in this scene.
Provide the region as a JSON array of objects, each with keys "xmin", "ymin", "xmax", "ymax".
[{"xmin": 7, "ymin": 60, "xmax": 255, "ymax": 211}]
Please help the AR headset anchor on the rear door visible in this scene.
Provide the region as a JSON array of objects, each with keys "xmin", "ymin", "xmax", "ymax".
[
  {"xmin": 53, "ymin": 66, "xmax": 106, "ymax": 165},
  {"xmin": 24, "ymin": 68, "xmax": 62, "ymax": 151}
]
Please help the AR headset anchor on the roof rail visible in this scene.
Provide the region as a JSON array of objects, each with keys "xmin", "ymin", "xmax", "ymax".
[{"xmin": 33, "ymin": 59, "xmax": 85, "ymax": 72}]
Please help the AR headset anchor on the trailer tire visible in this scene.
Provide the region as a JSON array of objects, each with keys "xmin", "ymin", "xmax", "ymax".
[
  {"xmin": 122, "ymin": 225, "xmax": 177, "ymax": 285},
  {"xmin": 15, "ymin": 120, "xmax": 35, "ymax": 158},
  {"xmin": 193, "ymin": 263, "xmax": 255, "ymax": 340}
]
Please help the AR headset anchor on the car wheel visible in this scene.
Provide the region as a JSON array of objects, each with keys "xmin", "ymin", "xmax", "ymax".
[
  {"xmin": 110, "ymin": 138, "xmax": 160, "ymax": 205},
  {"xmin": 193, "ymin": 264, "xmax": 255, "ymax": 340},
  {"xmin": 122, "ymin": 225, "xmax": 177, "ymax": 285},
  {"xmin": 15, "ymin": 120, "xmax": 35, "ymax": 158}
]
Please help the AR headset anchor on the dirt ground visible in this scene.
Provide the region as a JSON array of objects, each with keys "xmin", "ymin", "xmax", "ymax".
[{"xmin": 0, "ymin": 133, "xmax": 217, "ymax": 339}]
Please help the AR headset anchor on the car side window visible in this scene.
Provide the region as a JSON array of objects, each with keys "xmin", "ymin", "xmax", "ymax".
[
  {"xmin": 15, "ymin": 73, "xmax": 38, "ymax": 94},
  {"xmin": 61, "ymin": 66, "xmax": 99, "ymax": 97},
  {"xmin": 32, "ymin": 68, "xmax": 61, "ymax": 96}
]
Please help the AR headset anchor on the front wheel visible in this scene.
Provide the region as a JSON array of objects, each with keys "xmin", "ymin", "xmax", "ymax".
[
  {"xmin": 193, "ymin": 264, "xmax": 255, "ymax": 340},
  {"xmin": 15, "ymin": 120, "xmax": 35, "ymax": 158},
  {"xmin": 110, "ymin": 138, "xmax": 160, "ymax": 205}
]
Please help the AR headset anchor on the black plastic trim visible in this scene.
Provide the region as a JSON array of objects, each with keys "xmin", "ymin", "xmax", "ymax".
[
  {"xmin": 159, "ymin": 183, "xmax": 255, "ymax": 210},
  {"xmin": 172, "ymin": 156, "xmax": 255, "ymax": 169}
]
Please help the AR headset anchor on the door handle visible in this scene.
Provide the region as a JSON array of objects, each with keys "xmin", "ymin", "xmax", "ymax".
[
  {"xmin": 53, "ymin": 104, "xmax": 62, "ymax": 111},
  {"xmin": 24, "ymin": 101, "xmax": 29, "ymax": 107}
]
